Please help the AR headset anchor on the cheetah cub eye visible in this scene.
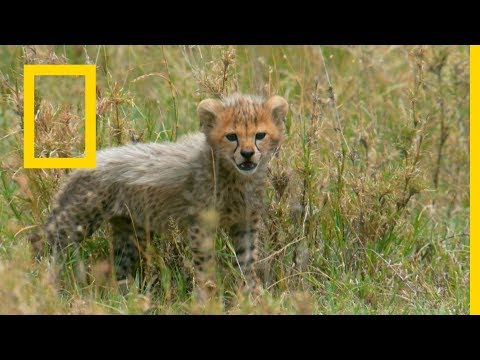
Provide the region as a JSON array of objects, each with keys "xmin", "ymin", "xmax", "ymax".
[
  {"xmin": 226, "ymin": 133, "xmax": 238, "ymax": 142},
  {"xmin": 255, "ymin": 132, "xmax": 266, "ymax": 140}
]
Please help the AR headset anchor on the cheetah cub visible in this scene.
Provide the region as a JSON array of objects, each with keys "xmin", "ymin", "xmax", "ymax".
[{"xmin": 33, "ymin": 93, "xmax": 289, "ymax": 300}]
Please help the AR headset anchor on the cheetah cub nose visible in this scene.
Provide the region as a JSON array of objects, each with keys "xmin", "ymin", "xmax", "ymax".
[{"xmin": 240, "ymin": 149, "xmax": 254, "ymax": 159}]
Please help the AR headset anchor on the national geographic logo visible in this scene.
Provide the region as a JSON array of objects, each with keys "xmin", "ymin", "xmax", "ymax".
[{"xmin": 23, "ymin": 64, "xmax": 96, "ymax": 168}]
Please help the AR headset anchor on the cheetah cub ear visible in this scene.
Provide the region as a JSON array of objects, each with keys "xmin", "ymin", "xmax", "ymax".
[
  {"xmin": 197, "ymin": 98, "xmax": 223, "ymax": 132},
  {"xmin": 265, "ymin": 95, "xmax": 289, "ymax": 126}
]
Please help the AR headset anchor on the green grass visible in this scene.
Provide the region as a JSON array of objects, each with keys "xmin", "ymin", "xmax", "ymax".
[{"xmin": 0, "ymin": 45, "xmax": 470, "ymax": 314}]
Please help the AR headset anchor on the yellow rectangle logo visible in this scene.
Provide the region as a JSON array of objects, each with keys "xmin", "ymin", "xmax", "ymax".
[
  {"xmin": 471, "ymin": 46, "xmax": 478, "ymax": 315},
  {"xmin": 23, "ymin": 64, "xmax": 96, "ymax": 168}
]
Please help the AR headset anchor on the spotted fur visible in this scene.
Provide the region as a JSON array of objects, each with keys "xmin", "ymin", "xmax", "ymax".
[{"xmin": 32, "ymin": 93, "xmax": 289, "ymax": 301}]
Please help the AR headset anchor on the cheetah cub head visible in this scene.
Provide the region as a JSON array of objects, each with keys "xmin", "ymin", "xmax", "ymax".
[{"xmin": 197, "ymin": 94, "xmax": 288, "ymax": 176}]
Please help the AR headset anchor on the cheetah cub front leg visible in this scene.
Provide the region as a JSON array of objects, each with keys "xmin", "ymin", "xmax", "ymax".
[
  {"xmin": 230, "ymin": 215, "xmax": 263, "ymax": 298},
  {"xmin": 188, "ymin": 212, "xmax": 217, "ymax": 303}
]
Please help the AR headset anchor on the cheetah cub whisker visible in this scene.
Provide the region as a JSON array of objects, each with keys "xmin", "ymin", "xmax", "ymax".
[{"xmin": 30, "ymin": 93, "xmax": 289, "ymax": 302}]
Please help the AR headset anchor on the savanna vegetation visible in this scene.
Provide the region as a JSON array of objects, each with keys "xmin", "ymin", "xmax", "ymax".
[{"xmin": 0, "ymin": 45, "xmax": 469, "ymax": 314}]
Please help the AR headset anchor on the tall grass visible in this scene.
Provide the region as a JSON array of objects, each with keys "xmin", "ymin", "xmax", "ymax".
[{"xmin": 0, "ymin": 45, "xmax": 469, "ymax": 314}]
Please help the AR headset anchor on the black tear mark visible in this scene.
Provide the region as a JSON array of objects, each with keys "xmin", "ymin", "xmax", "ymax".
[{"xmin": 255, "ymin": 140, "xmax": 261, "ymax": 153}]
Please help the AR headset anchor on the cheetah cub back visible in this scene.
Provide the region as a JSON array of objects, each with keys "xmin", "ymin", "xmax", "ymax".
[{"xmin": 33, "ymin": 93, "xmax": 289, "ymax": 301}]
